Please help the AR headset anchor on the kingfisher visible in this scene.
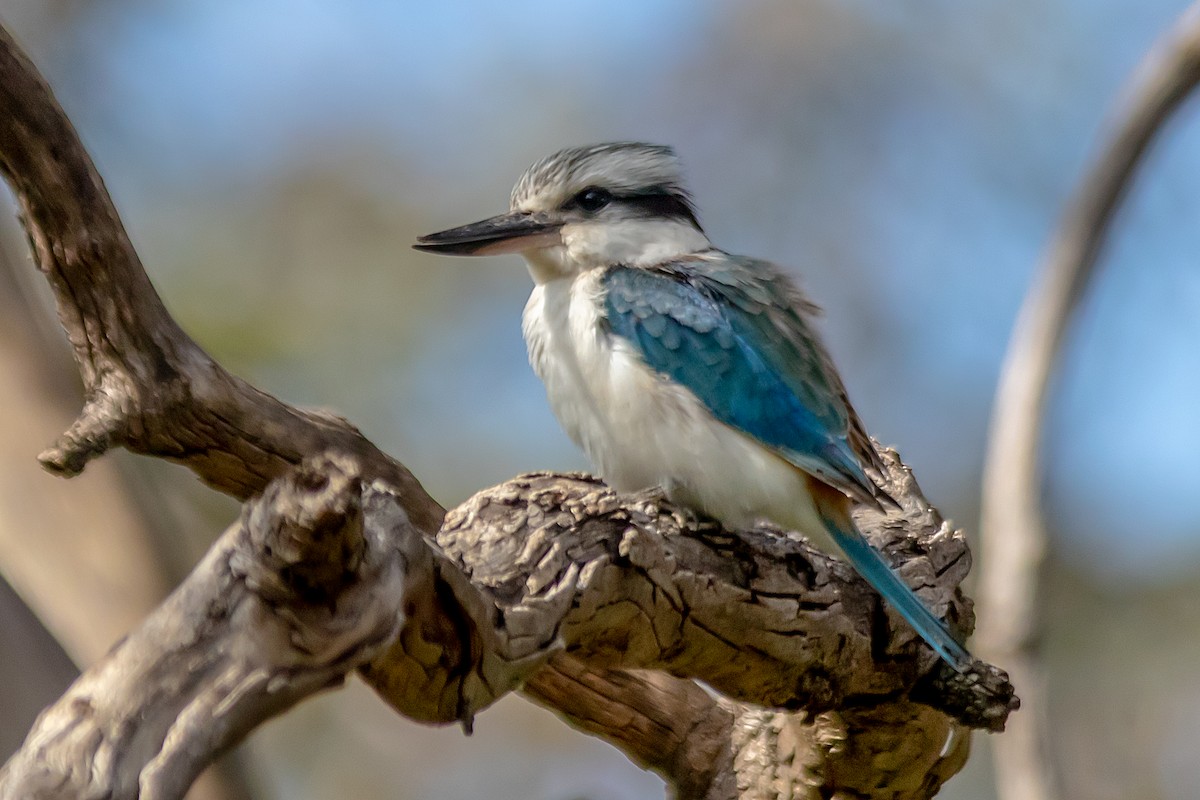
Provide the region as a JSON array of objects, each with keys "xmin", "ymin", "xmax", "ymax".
[{"xmin": 415, "ymin": 142, "xmax": 971, "ymax": 672}]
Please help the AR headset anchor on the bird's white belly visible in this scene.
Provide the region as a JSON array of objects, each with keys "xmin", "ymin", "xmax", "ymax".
[{"xmin": 523, "ymin": 274, "xmax": 828, "ymax": 545}]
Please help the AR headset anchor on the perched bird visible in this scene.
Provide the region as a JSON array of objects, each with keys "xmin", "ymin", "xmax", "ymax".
[{"xmin": 415, "ymin": 142, "xmax": 970, "ymax": 672}]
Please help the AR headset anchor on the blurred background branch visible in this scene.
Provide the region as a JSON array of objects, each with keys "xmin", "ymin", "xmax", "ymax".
[{"xmin": 980, "ymin": 4, "xmax": 1200, "ymax": 799}]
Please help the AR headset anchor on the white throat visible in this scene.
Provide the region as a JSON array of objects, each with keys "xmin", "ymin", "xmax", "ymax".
[{"xmin": 522, "ymin": 218, "xmax": 709, "ymax": 285}]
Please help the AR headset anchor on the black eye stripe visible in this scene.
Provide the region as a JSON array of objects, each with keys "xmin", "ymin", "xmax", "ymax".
[
  {"xmin": 561, "ymin": 187, "xmax": 704, "ymax": 232},
  {"xmin": 621, "ymin": 193, "xmax": 700, "ymax": 227}
]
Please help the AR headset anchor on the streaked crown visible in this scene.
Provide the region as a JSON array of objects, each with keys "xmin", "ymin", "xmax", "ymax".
[{"xmin": 510, "ymin": 142, "xmax": 701, "ymax": 230}]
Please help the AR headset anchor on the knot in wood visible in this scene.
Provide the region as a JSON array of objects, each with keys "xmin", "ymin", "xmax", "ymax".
[{"xmin": 238, "ymin": 453, "xmax": 366, "ymax": 605}]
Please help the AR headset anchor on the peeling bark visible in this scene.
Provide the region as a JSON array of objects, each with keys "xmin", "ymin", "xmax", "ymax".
[{"xmin": 427, "ymin": 470, "xmax": 1010, "ymax": 730}]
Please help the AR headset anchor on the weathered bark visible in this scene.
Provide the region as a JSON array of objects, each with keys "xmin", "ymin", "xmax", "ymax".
[
  {"xmin": 0, "ymin": 19, "xmax": 1014, "ymax": 800},
  {"xmin": 0, "ymin": 23, "xmax": 439, "ymax": 532},
  {"xmin": 416, "ymin": 468, "xmax": 1009, "ymax": 730},
  {"xmin": 0, "ymin": 455, "xmax": 410, "ymax": 800},
  {"xmin": 1, "ymin": 458, "xmax": 1009, "ymax": 799}
]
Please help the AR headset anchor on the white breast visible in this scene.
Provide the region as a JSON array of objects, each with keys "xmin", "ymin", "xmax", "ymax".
[{"xmin": 521, "ymin": 271, "xmax": 829, "ymax": 546}]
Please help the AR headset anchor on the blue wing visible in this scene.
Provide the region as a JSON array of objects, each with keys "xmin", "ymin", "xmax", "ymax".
[
  {"xmin": 603, "ymin": 259, "xmax": 971, "ymax": 671},
  {"xmin": 602, "ymin": 258, "xmax": 879, "ymax": 505}
]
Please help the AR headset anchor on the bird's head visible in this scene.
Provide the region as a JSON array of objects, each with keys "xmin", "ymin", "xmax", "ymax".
[{"xmin": 415, "ymin": 142, "xmax": 709, "ymax": 283}]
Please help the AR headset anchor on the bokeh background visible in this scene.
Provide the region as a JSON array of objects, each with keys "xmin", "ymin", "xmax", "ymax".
[{"xmin": 1, "ymin": 1, "xmax": 1199, "ymax": 798}]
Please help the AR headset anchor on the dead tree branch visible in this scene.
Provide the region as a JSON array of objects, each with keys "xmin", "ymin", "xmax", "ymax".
[
  {"xmin": 979, "ymin": 4, "xmax": 1200, "ymax": 800},
  {"xmin": 419, "ymin": 468, "xmax": 1010, "ymax": 730},
  {"xmin": 0, "ymin": 20, "xmax": 1014, "ymax": 800},
  {"xmin": 0, "ymin": 22, "xmax": 439, "ymax": 530},
  {"xmin": 0, "ymin": 454, "xmax": 410, "ymax": 800},
  {"xmin": 2, "ymin": 461, "xmax": 1012, "ymax": 800}
]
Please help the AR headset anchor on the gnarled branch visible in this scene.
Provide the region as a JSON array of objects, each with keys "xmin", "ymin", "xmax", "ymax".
[
  {"xmin": 0, "ymin": 23, "xmax": 439, "ymax": 531},
  {"xmin": 2, "ymin": 458, "xmax": 1012, "ymax": 799},
  {"xmin": 0, "ymin": 454, "xmax": 409, "ymax": 800}
]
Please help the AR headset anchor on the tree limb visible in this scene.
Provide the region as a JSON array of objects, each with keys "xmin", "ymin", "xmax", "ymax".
[
  {"xmin": 0, "ymin": 454, "xmax": 409, "ymax": 800},
  {"xmin": 2, "ymin": 458, "xmax": 1013, "ymax": 800},
  {"xmin": 978, "ymin": 4, "xmax": 1200, "ymax": 800},
  {"xmin": 422, "ymin": 468, "xmax": 1010, "ymax": 729},
  {"xmin": 0, "ymin": 19, "xmax": 1015, "ymax": 800},
  {"xmin": 0, "ymin": 23, "xmax": 440, "ymax": 532}
]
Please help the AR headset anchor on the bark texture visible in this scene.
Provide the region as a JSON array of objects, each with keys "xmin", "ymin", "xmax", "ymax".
[
  {"xmin": 0, "ymin": 20, "xmax": 1014, "ymax": 800},
  {"xmin": 0, "ymin": 455, "xmax": 410, "ymax": 800}
]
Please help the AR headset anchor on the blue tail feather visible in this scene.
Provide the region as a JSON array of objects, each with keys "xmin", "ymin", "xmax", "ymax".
[{"xmin": 818, "ymin": 503, "xmax": 972, "ymax": 672}]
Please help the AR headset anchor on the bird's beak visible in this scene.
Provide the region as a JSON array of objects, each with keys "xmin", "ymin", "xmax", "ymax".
[{"xmin": 414, "ymin": 211, "xmax": 563, "ymax": 256}]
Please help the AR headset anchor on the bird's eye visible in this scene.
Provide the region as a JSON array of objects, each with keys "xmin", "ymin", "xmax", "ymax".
[{"xmin": 571, "ymin": 187, "xmax": 613, "ymax": 213}]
